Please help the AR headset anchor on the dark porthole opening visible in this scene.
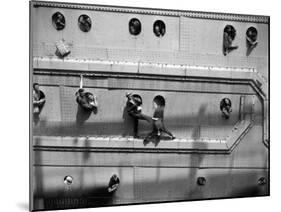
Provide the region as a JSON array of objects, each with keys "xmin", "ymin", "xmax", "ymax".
[
  {"xmin": 129, "ymin": 18, "xmax": 142, "ymax": 36},
  {"xmin": 197, "ymin": 177, "xmax": 206, "ymax": 186},
  {"xmin": 246, "ymin": 26, "xmax": 258, "ymax": 43},
  {"xmin": 224, "ymin": 25, "xmax": 236, "ymax": 41},
  {"xmin": 153, "ymin": 20, "xmax": 166, "ymax": 37},
  {"xmin": 258, "ymin": 177, "xmax": 266, "ymax": 186},
  {"xmin": 153, "ymin": 95, "xmax": 166, "ymax": 107},
  {"xmin": 220, "ymin": 97, "xmax": 232, "ymax": 119},
  {"xmin": 64, "ymin": 175, "xmax": 73, "ymax": 185},
  {"xmin": 78, "ymin": 14, "xmax": 92, "ymax": 32},
  {"xmin": 52, "ymin": 12, "xmax": 65, "ymax": 30},
  {"xmin": 108, "ymin": 174, "xmax": 120, "ymax": 193},
  {"xmin": 223, "ymin": 25, "xmax": 238, "ymax": 55}
]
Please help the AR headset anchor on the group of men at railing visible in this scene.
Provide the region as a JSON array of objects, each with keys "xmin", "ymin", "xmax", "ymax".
[
  {"xmin": 32, "ymin": 76, "xmax": 176, "ymax": 143},
  {"xmin": 33, "ymin": 75, "xmax": 233, "ymax": 142}
]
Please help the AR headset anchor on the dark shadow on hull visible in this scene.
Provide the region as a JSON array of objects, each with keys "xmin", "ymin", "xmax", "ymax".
[
  {"xmin": 33, "ymin": 170, "xmax": 269, "ymax": 211},
  {"xmin": 76, "ymin": 105, "xmax": 92, "ymax": 127},
  {"xmin": 33, "ymin": 110, "xmax": 241, "ymax": 137},
  {"xmin": 36, "ymin": 185, "xmax": 117, "ymax": 210},
  {"xmin": 122, "ymin": 105, "xmax": 135, "ymax": 136}
]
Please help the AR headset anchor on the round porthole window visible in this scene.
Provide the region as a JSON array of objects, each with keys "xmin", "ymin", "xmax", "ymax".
[
  {"xmin": 246, "ymin": 26, "xmax": 258, "ymax": 43},
  {"xmin": 224, "ymin": 25, "xmax": 236, "ymax": 40},
  {"xmin": 220, "ymin": 98, "xmax": 232, "ymax": 119},
  {"xmin": 153, "ymin": 20, "xmax": 166, "ymax": 37},
  {"xmin": 197, "ymin": 177, "xmax": 206, "ymax": 186},
  {"xmin": 52, "ymin": 12, "xmax": 65, "ymax": 30},
  {"xmin": 223, "ymin": 25, "xmax": 238, "ymax": 55},
  {"xmin": 78, "ymin": 14, "xmax": 92, "ymax": 32},
  {"xmin": 153, "ymin": 95, "xmax": 166, "ymax": 107},
  {"xmin": 258, "ymin": 177, "xmax": 266, "ymax": 186},
  {"xmin": 64, "ymin": 175, "xmax": 73, "ymax": 185},
  {"xmin": 129, "ymin": 18, "xmax": 141, "ymax": 36},
  {"xmin": 108, "ymin": 174, "xmax": 120, "ymax": 193}
]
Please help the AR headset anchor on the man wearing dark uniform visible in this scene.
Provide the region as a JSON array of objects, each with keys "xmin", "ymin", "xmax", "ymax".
[
  {"xmin": 33, "ymin": 83, "xmax": 46, "ymax": 125},
  {"xmin": 125, "ymin": 93, "xmax": 152, "ymax": 138},
  {"xmin": 144, "ymin": 95, "xmax": 175, "ymax": 143},
  {"xmin": 220, "ymin": 97, "xmax": 232, "ymax": 119},
  {"xmin": 223, "ymin": 25, "xmax": 238, "ymax": 55},
  {"xmin": 75, "ymin": 88, "xmax": 98, "ymax": 114},
  {"xmin": 107, "ymin": 174, "xmax": 120, "ymax": 193}
]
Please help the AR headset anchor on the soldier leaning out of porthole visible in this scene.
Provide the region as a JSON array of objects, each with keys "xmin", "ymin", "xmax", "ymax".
[
  {"xmin": 125, "ymin": 93, "xmax": 152, "ymax": 138},
  {"xmin": 220, "ymin": 98, "xmax": 232, "ymax": 119},
  {"xmin": 129, "ymin": 18, "xmax": 141, "ymax": 35},
  {"xmin": 144, "ymin": 96, "xmax": 175, "ymax": 144},
  {"xmin": 223, "ymin": 25, "xmax": 238, "ymax": 55},
  {"xmin": 246, "ymin": 27, "xmax": 258, "ymax": 56},
  {"xmin": 107, "ymin": 174, "xmax": 120, "ymax": 193},
  {"xmin": 52, "ymin": 12, "xmax": 65, "ymax": 30},
  {"xmin": 33, "ymin": 83, "xmax": 46, "ymax": 125},
  {"xmin": 153, "ymin": 20, "xmax": 165, "ymax": 37},
  {"xmin": 75, "ymin": 88, "xmax": 98, "ymax": 114}
]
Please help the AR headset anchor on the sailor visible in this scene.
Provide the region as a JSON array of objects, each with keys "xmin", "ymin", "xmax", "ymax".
[
  {"xmin": 75, "ymin": 88, "xmax": 98, "ymax": 114},
  {"xmin": 79, "ymin": 15, "xmax": 91, "ymax": 32},
  {"xmin": 33, "ymin": 83, "xmax": 46, "ymax": 125},
  {"xmin": 223, "ymin": 25, "xmax": 238, "ymax": 55},
  {"xmin": 108, "ymin": 174, "xmax": 120, "ymax": 193},
  {"xmin": 220, "ymin": 97, "xmax": 232, "ymax": 119},
  {"xmin": 246, "ymin": 27, "xmax": 258, "ymax": 48},
  {"xmin": 129, "ymin": 19, "xmax": 141, "ymax": 35},
  {"xmin": 153, "ymin": 21, "xmax": 165, "ymax": 37},
  {"xmin": 76, "ymin": 75, "xmax": 98, "ymax": 114},
  {"xmin": 144, "ymin": 95, "xmax": 175, "ymax": 143},
  {"xmin": 246, "ymin": 26, "xmax": 258, "ymax": 56},
  {"xmin": 54, "ymin": 12, "xmax": 65, "ymax": 30},
  {"xmin": 154, "ymin": 24, "xmax": 162, "ymax": 37},
  {"xmin": 125, "ymin": 93, "xmax": 152, "ymax": 138}
]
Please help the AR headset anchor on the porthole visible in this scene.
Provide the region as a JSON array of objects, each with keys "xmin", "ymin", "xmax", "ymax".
[
  {"xmin": 52, "ymin": 12, "xmax": 65, "ymax": 30},
  {"xmin": 78, "ymin": 14, "xmax": 92, "ymax": 32},
  {"xmin": 153, "ymin": 95, "xmax": 165, "ymax": 107},
  {"xmin": 223, "ymin": 25, "xmax": 238, "ymax": 55},
  {"xmin": 220, "ymin": 98, "xmax": 232, "ymax": 119},
  {"xmin": 197, "ymin": 177, "xmax": 206, "ymax": 186},
  {"xmin": 64, "ymin": 175, "xmax": 73, "ymax": 185},
  {"xmin": 224, "ymin": 25, "xmax": 236, "ymax": 40},
  {"xmin": 258, "ymin": 177, "xmax": 266, "ymax": 186},
  {"xmin": 153, "ymin": 20, "xmax": 166, "ymax": 37},
  {"xmin": 246, "ymin": 26, "xmax": 258, "ymax": 56},
  {"xmin": 129, "ymin": 18, "xmax": 141, "ymax": 36},
  {"xmin": 246, "ymin": 26, "xmax": 258, "ymax": 43},
  {"xmin": 108, "ymin": 174, "xmax": 120, "ymax": 193}
]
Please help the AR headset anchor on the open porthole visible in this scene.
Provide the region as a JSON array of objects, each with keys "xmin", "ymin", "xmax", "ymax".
[
  {"xmin": 153, "ymin": 95, "xmax": 166, "ymax": 107},
  {"xmin": 246, "ymin": 26, "xmax": 258, "ymax": 56},
  {"xmin": 258, "ymin": 177, "xmax": 266, "ymax": 186},
  {"xmin": 52, "ymin": 12, "xmax": 65, "ymax": 30},
  {"xmin": 108, "ymin": 174, "xmax": 120, "ymax": 193},
  {"xmin": 153, "ymin": 20, "xmax": 166, "ymax": 37},
  {"xmin": 64, "ymin": 175, "xmax": 73, "ymax": 185},
  {"xmin": 220, "ymin": 98, "xmax": 232, "ymax": 119},
  {"xmin": 78, "ymin": 14, "xmax": 92, "ymax": 32},
  {"xmin": 129, "ymin": 18, "xmax": 141, "ymax": 36},
  {"xmin": 197, "ymin": 177, "xmax": 206, "ymax": 186},
  {"xmin": 223, "ymin": 25, "xmax": 238, "ymax": 55}
]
